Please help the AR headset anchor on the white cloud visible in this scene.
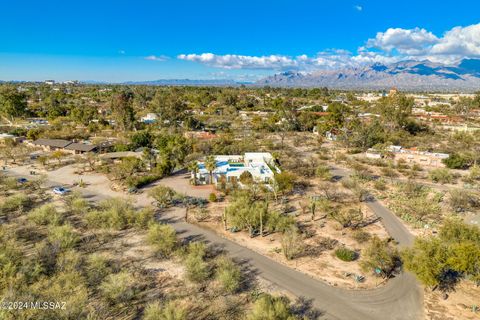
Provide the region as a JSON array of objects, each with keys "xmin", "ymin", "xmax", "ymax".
[
  {"xmin": 144, "ymin": 55, "xmax": 169, "ymax": 61},
  {"xmin": 429, "ymin": 24, "xmax": 480, "ymax": 61},
  {"xmin": 366, "ymin": 27, "xmax": 438, "ymax": 55},
  {"xmin": 176, "ymin": 23, "xmax": 480, "ymax": 70},
  {"xmin": 354, "ymin": 5, "xmax": 363, "ymax": 11},
  {"xmin": 177, "ymin": 50, "xmax": 400, "ymax": 71},
  {"xmin": 178, "ymin": 53, "xmax": 299, "ymax": 69}
]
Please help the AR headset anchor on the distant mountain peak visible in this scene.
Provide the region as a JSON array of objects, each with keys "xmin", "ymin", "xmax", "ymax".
[{"xmin": 257, "ymin": 59, "xmax": 480, "ymax": 91}]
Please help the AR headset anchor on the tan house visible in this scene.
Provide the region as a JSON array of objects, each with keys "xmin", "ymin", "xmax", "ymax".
[
  {"xmin": 0, "ymin": 133, "xmax": 24, "ymax": 146},
  {"xmin": 389, "ymin": 145, "xmax": 449, "ymax": 168},
  {"xmin": 32, "ymin": 139, "xmax": 72, "ymax": 151},
  {"xmin": 64, "ymin": 143, "xmax": 98, "ymax": 155},
  {"xmin": 365, "ymin": 145, "xmax": 449, "ymax": 168}
]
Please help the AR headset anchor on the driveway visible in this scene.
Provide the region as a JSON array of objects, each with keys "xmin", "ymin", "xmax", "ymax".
[{"xmin": 152, "ymin": 169, "xmax": 214, "ymax": 199}]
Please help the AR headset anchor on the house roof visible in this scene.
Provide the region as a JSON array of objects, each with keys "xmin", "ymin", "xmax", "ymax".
[
  {"xmin": 33, "ymin": 138, "xmax": 72, "ymax": 148},
  {"xmin": 64, "ymin": 143, "xmax": 97, "ymax": 152},
  {"xmin": 99, "ymin": 151, "xmax": 143, "ymax": 159}
]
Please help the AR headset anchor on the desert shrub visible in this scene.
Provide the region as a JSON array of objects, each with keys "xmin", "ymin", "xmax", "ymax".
[
  {"xmin": 267, "ymin": 211, "xmax": 295, "ymax": 233},
  {"xmin": 133, "ymin": 207, "xmax": 155, "ymax": 229},
  {"xmin": 149, "ymin": 185, "xmax": 176, "ymax": 208},
  {"xmin": 403, "ymin": 220, "xmax": 480, "ymax": 289},
  {"xmin": 193, "ymin": 207, "xmax": 210, "ymax": 222},
  {"xmin": 85, "ymin": 198, "xmax": 135, "ymax": 230},
  {"xmin": 352, "ymin": 230, "xmax": 371, "ymax": 243},
  {"xmin": 100, "ymin": 271, "xmax": 136, "ymax": 304},
  {"xmin": 47, "ymin": 224, "xmax": 79, "ymax": 250},
  {"xmin": 143, "ymin": 300, "xmax": 187, "ymax": 320},
  {"xmin": 373, "ymin": 179, "xmax": 387, "ymax": 191},
  {"xmin": 27, "ymin": 271, "xmax": 89, "ymax": 319},
  {"xmin": 334, "ymin": 247, "xmax": 357, "ymax": 261},
  {"xmin": 411, "ymin": 163, "xmax": 423, "ymax": 171},
  {"xmin": 208, "ymin": 192, "xmax": 217, "ymax": 202},
  {"xmin": 55, "ymin": 249, "xmax": 82, "ymax": 273},
  {"xmin": 185, "ymin": 253, "xmax": 210, "ymax": 283},
  {"xmin": 429, "ymin": 168, "xmax": 454, "ymax": 184},
  {"xmin": 360, "ymin": 236, "xmax": 399, "ymax": 278},
  {"xmin": 184, "ymin": 242, "xmax": 210, "ymax": 283},
  {"xmin": 328, "ymin": 208, "xmax": 364, "ymax": 228},
  {"xmin": 2, "ymin": 177, "xmax": 20, "ymax": 189},
  {"xmin": 0, "ymin": 193, "xmax": 32, "ymax": 216},
  {"xmin": 247, "ymin": 294, "xmax": 295, "ymax": 320},
  {"xmin": 29, "ymin": 204, "xmax": 63, "ymax": 226},
  {"xmin": 130, "ymin": 175, "xmax": 161, "ymax": 188},
  {"xmin": 147, "ymin": 223, "xmax": 177, "ymax": 258},
  {"xmin": 281, "ymin": 226, "xmax": 303, "ymax": 260},
  {"xmin": 69, "ymin": 197, "xmax": 90, "ymax": 214},
  {"xmin": 239, "ymin": 171, "xmax": 254, "ymax": 184},
  {"xmin": 315, "ymin": 164, "xmax": 332, "ymax": 181},
  {"xmin": 381, "ymin": 166, "xmax": 398, "ymax": 179},
  {"xmin": 449, "ymin": 190, "xmax": 480, "ymax": 212},
  {"xmin": 85, "ymin": 254, "xmax": 111, "ymax": 287},
  {"xmin": 35, "ymin": 241, "xmax": 61, "ymax": 275},
  {"xmin": 443, "ymin": 153, "xmax": 471, "ymax": 169},
  {"xmin": 341, "ymin": 178, "xmax": 358, "ymax": 190},
  {"xmin": 216, "ymin": 256, "xmax": 242, "ymax": 293}
]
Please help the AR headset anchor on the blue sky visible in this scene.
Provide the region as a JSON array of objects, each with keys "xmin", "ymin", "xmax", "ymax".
[{"xmin": 1, "ymin": 0, "xmax": 480, "ymax": 82}]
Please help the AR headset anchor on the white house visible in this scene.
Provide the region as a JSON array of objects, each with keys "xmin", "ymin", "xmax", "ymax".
[
  {"xmin": 194, "ymin": 152, "xmax": 280, "ymax": 186},
  {"xmin": 140, "ymin": 113, "xmax": 158, "ymax": 124}
]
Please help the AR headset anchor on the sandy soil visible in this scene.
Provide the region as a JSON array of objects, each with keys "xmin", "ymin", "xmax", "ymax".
[
  {"xmin": 194, "ymin": 199, "xmax": 390, "ymax": 290},
  {"xmin": 423, "ymin": 281, "xmax": 480, "ymax": 320}
]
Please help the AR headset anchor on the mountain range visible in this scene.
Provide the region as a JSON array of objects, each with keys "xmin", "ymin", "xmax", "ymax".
[{"xmin": 256, "ymin": 59, "xmax": 480, "ymax": 91}]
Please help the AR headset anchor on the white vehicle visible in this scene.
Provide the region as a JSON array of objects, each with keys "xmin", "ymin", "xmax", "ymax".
[{"xmin": 53, "ymin": 186, "xmax": 69, "ymax": 195}]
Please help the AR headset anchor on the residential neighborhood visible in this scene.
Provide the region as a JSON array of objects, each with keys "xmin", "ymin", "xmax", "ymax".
[{"xmin": 1, "ymin": 1, "xmax": 480, "ymax": 320}]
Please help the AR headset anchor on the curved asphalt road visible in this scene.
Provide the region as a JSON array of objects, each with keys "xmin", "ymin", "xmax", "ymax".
[{"xmin": 6, "ymin": 166, "xmax": 422, "ymax": 320}]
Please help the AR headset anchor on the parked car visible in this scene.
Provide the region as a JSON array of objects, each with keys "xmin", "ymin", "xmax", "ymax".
[
  {"xmin": 53, "ymin": 186, "xmax": 69, "ymax": 195},
  {"xmin": 17, "ymin": 178, "xmax": 28, "ymax": 184}
]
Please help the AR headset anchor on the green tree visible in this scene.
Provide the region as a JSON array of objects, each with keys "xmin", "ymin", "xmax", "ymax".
[
  {"xmin": 204, "ymin": 155, "xmax": 217, "ymax": 184},
  {"xmin": 443, "ymin": 153, "xmax": 472, "ymax": 169},
  {"xmin": 360, "ymin": 236, "xmax": 398, "ymax": 278},
  {"xmin": 111, "ymin": 91, "xmax": 135, "ymax": 131},
  {"xmin": 0, "ymin": 86, "xmax": 28, "ymax": 121},
  {"xmin": 148, "ymin": 185, "xmax": 176, "ymax": 208}
]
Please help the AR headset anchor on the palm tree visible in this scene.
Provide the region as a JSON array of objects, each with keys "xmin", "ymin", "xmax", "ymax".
[
  {"xmin": 204, "ymin": 155, "xmax": 216, "ymax": 185},
  {"xmin": 188, "ymin": 161, "xmax": 199, "ymax": 185}
]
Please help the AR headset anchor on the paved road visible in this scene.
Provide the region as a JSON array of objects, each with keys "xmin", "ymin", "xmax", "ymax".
[
  {"xmin": 331, "ymin": 167, "xmax": 414, "ymax": 247},
  {"xmin": 6, "ymin": 165, "xmax": 423, "ymax": 320}
]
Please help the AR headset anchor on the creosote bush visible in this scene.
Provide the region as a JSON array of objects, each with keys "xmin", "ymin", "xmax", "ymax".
[
  {"xmin": 29, "ymin": 204, "xmax": 64, "ymax": 226},
  {"xmin": 0, "ymin": 193, "xmax": 31, "ymax": 216},
  {"xmin": 184, "ymin": 242, "xmax": 210, "ymax": 283},
  {"xmin": 47, "ymin": 224, "xmax": 79, "ymax": 250},
  {"xmin": 216, "ymin": 256, "xmax": 242, "ymax": 293},
  {"xmin": 143, "ymin": 300, "xmax": 187, "ymax": 320},
  {"xmin": 147, "ymin": 223, "xmax": 177, "ymax": 258},
  {"xmin": 100, "ymin": 271, "xmax": 136, "ymax": 304},
  {"xmin": 334, "ymin": 247, "xmax": 357, "ymax": 261},
  {"xmin": 85, "ymin": 198, "xmax": 135, "ymax": 230},
  {"xmin": 352, "ymin": 230, "xmax": 371, "ymax": 244}
]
